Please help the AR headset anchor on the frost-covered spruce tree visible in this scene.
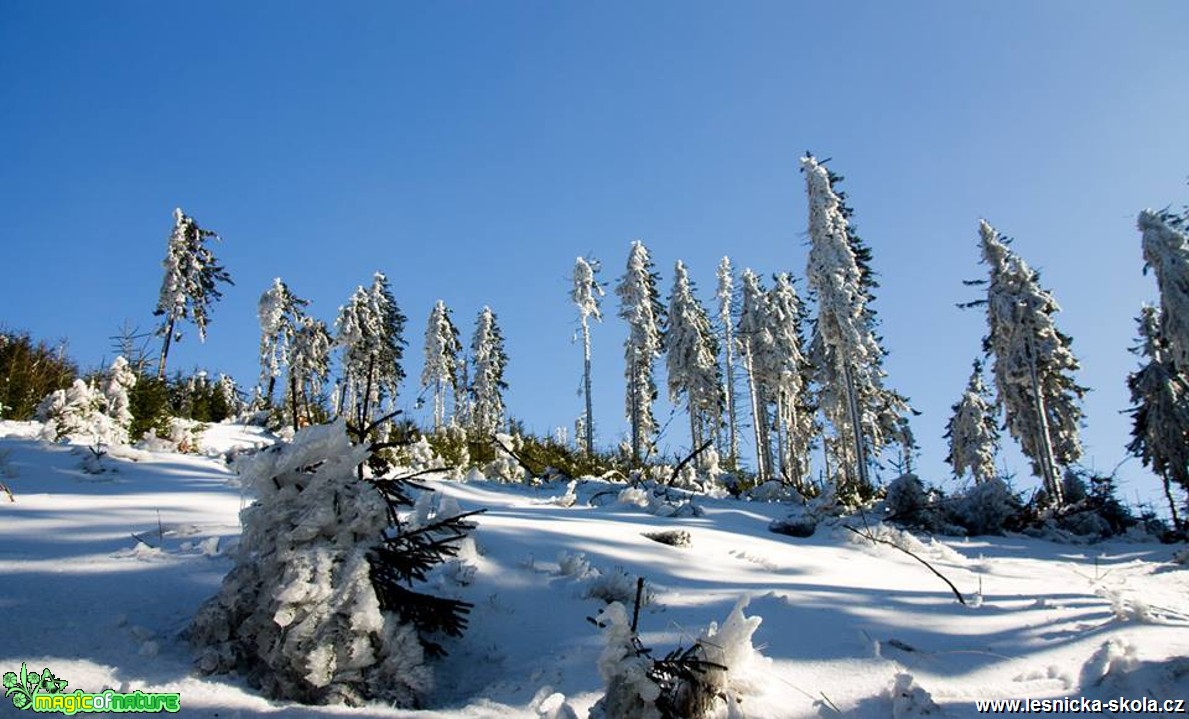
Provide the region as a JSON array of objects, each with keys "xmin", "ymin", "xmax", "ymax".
[
  {"xmin": 220, "ymin": 373, "xmax": 246, "ymax": 413},
  {"xmin": 945, "ymin": 360, "xmax": 1000, "ymax": 484},
  {"xmin": 802, "ymin": 155, "xmax": 910, "ymax": 499},
  {"xmin": 37, "ymin": 378, "xmax": 122, "ymax": 446},
  {"xmin": 573, "ymin": 257, "xmax": 604, "ymax": 456},
  {"xmin": 189, "ymin": 420, "xmax": 480, "ymax": 707},
  {"xmin": 716, "ymin": 257, "xmax": 740, "ymax": 466},
  {"xmin": 103, "ymin": 356, "xmax": 137, "ymax": 441},
  {"xmin": 421, "ymin": 300, "xmax": 461, "ymax": 430},
  {"xmin": 258, "ymin": 278, "xmax": 309, "ymax": 404},
  {"xmin": 1126, "ymin": 305, "xmax": 1189, "ymax": 528},
  {"xmin": 288, "ymin": 317, "xmax": 333, "ymax": 429},
  {"xmin": 336, "ymin": 272, "xmax": 407, "ymax": 427},
  {"xmin": 974, "ymin": 220, "xmax": 1085, "ymax": 506},
  {"xmin": 736, "ymin": 269, "xmax": 775, "ymax": 480},
  {"xmin": 666, "ymin": 261, "xmax": 723, "ymax": 463},
  {"xmin": 1138, "ymin": 210, "xmax": 1189, "ymax": 371},
  {"xmin": 762, "ymin": 273, "xmax": 815, "ymax": 487},
  {"xmin": 468, "ymin": 306, "xmax": 508, "ymax": 436},
  {"xmin": 153, "ymin": 208, "xmax": 233, "ymax": 378},
  {"xmin": 616, "ymin": 241, "xmax": 666, "ymax": 464}
]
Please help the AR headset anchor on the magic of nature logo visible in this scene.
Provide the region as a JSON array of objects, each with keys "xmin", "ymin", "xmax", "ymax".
[{"xmin": 3, "ymin": 663, "xmax": 180, "ymax": 714}]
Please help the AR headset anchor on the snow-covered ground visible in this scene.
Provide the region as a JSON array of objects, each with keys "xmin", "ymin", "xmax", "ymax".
[{"xmin": 1, "ymin": 421, "xmax": 1187, "ymax": 718}]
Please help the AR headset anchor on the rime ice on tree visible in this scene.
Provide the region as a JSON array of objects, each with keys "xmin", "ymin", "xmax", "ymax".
[
  {"xmin": 153, "ymin": 208, "xmax": 232, "ymax": 378},
  {"xmin": 616, "ymin": 241, "xmax": 665, "ymax": 464},
  {"xmin": 945, "ymin": 360, "xmax": 1000, "ymax": 484},
  {"xmin": 974, "ymin": 220, "xmax": 1085, "ymax": 506},
  {"xmin": 422, "ymin": 300, "xmax": 462, "ymax": 431},
  {"xmin": 468, "ymin": 306, "xmax": 508, "ymax": 436},
  {"xmin": 665, "ymin": 260, "xmax": 722, "ymax": 465},
  {"xmin": 802, "ymin": 155, "xmax": 909, "ymax": 500},
  {"xmin": 336, "ymin": 272, "xmax": 407, "ymax": 426},
  {"xmin": 257, "ymin": 278, "xmax": 309, "ymax": 405},
  {"xmin": 572, "ymin": 257, "xmax": 604, "ymax": 456}
]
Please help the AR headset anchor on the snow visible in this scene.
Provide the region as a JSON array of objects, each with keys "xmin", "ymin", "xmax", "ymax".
[{"xmin": 2, "ymin": 421, "xmax": 1188, "ymax": 717}]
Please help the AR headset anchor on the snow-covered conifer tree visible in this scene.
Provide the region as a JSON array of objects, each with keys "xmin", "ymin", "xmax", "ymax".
[
  {"xmin": 616, "ymin": 241, "xmax": 665, "ymax": 464},
  {"xmin": 37, "ymin": 379, "xmax": 122, "ymax": 447},
  {"xmin": 258, "ymin": 278, "xmax": 309, "ymax": 404},
  {"xmin": 153, "ymin": 208, "xmax": 232, "ymax": 378},
  {"xmin": 1126, "ymin": 305, "xmax": 1189, "ymax": 528},
  {"xmin": 762, "ymin": 273, "xmax": 815, "ymax": 487},
  {"xmin": 422, "ymin": 301, "xmax": 461, "ymax": 431},
  {"xmin": 716, "ymin": 257, "xmax": 739, "ymax": 467},
  {"xmin": 802, "ymin": 154, "xmax": 910, "ymax": 499},
  {"xmin": 215, "ymin": 373, "xmax": 244, "ymax": 418},
  {"xmin": 736, "ymin": 269, "xmax": 774, "ymax": 480},
  {"xmin": 289, "ymin": 317, "xmax": 333, "ymax": 429},
  {"xmin": 103, "ymin": 356, "xmax": 137, "ymax": 441},
  {"xmin": 975, "ymin": 220, "xmax": 1085, "ymax": 506},
  {"xmin": 666, "ymin": 261, "xmax": 722, "ymax": 462},
  {"xmin": 945, "ymin": 360, "xmax": 999, "ymax": 484},
  {"xmin": 190, "ymin": 420, "xmax": 480, "ymax": 707},
  {"xmin": 468, "ymin": 307, "xmax": 508, "ymax": 436},
  {"xmin": 1138, "ymin": 210, "xmax": 1189, "ymax": 371},
  {"xmin": 336, "ymin": 272, "xmax": 407, "ymax": 426},
  {"xmin": 572, "ymin": 257, "xmax": 604, "ymax": 456}
]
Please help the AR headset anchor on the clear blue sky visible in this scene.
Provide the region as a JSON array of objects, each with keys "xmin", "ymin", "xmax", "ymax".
[{"xmin": 3, "ymin": 2, "xmax": 1187, "ymax": 507}]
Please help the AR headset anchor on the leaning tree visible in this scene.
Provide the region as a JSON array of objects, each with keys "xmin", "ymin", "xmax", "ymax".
[{"xmin": 153, "ymin": 208, "xmax": 232, "ymax": 378}]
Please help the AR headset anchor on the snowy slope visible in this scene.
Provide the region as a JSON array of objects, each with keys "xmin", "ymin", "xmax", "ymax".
[{"xmin": 1, "ymin": 422, "xmax": 1187, "ymax": 718}]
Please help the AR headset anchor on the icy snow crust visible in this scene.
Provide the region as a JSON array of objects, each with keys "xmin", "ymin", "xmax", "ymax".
[{"xmin": 1, "ymin": 421, "xmax": 1188, "ymax": 717}]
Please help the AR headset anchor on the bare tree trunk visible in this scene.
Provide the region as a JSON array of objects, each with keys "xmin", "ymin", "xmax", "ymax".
[
  {"xmin": 157, "ymin": 317, "xmax": 176, "ymax": 379},
  {"xmin": 1026, "ymin": 334, "xmax": 1063, "ymax": 506},
  {"xmin": 1162, "ymin": 470, "xmax": 1182, "ymax": 531},
  {"xmin": 841, "ymin": 362, "xmax": 869, "ymax": 496},
  {"xmin": 722, "ymin": 310, "xmax": 739, "ymax": 468},
  {"xmin": 629, "ymin": 346, "xmax": 641, "ymax": 465},
  {"xmin": 741, "ymin": 341, "xmax": 768, "ymax": 481},
  {"xmin": 289, "ymin": 374, "xmax": 300, "ymax": 432},
  {"xmin": 582, "ymin": 317, "xmax": 595, "ymax": 456}
]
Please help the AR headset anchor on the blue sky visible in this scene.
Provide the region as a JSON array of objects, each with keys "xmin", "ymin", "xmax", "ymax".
[{"xmin": 2, "ymin": 2, "xmax": 1187, "ymax": 507}]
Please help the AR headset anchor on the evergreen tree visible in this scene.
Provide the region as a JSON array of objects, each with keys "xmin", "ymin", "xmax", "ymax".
[
  {"xmin": 1138, "ymin": 210, "xmax": 1189, "ymax": 370},
  {"xmin": 716, "ymin": 257, "xmax": 740, "ymax": 467},
  {"xmin": 616, "ymin": 241, "xmax": 665, "ymax": 464},
  {"xmin": 336, "ymin": 272, "xmax": 407, "ymax": 426},
  {"xmin": 468, "ymin": 307, "xmax": 508, "ymax": 436},
  {"xmin": 945, "ymin": 360, "xmax": 1000, "ymax": 484},
  {"xmin": 289, "ymin": 317, "xmax": 333, "ymax": 429},
  {"xmin": 572, "ymin": 257, "xmax": 604, "ymax": 456},
  {"xmin": 802, "ymin": 155, "xmax": 909, "ymax": 499},
  {"xmin": 975, "ymin": 220, "xmax": 1085, "ymax": 506},
  {"xmin": 1126, "ymin": 305, "xmax": 1189, "ymax": 529},
  {"xmin": 153, "ymin": 208, "xmax": 233, "ymax": 378},
  {"xmin": 103, "ymin": 356, "xmax": 138, "ymax": 442},
  {"xmin": 258, "ymin": 278, "xmax": 309, "ymax": 404},
  {"xmin": 421, "ymin": 300, "xmax": 462, "ymax": 431},
  {"xmin": 666, "ymin": 260, "xmax": 723, "ymax": 462},
  {"xmin": 761, "ymin": 273, "xmax": 815, "ymax": 487},
  {"xmin": 736, "ymin": 269, "xmax": 774, "ymax": 480}
]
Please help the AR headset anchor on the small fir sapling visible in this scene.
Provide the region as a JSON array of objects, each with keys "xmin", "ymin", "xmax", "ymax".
[{"xmin": 189, "ymin": 420, "xmax": 481, "ymax": 707}]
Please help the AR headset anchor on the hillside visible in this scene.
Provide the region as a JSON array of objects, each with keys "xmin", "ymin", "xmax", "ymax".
[{"xmin": 1, "ymin": 422, "xmax": 1187, "ymax": 718}]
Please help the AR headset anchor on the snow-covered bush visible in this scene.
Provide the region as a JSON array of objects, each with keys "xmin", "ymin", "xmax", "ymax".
[
  {"xmin": 190, "ymin": 420, "xmax": 478, "ymax": 707},
  {"xmin": 486, "ymin": 431, "xmax": 526, "ymax": 482},
  {"xmin": 589, "ymin": 598, "xmax": 765, "ymax": 719},
  {"xmin": 884, "ymin": 673, "xmax": 943, "ymax": 718},
  {"xmin": 885, "ymin": 474, "xmax": 936, "ymax": 523},
  {"xmin": 37, "ymin": 378, "xmax": 125, "ymax": 446},
  {"xmin": 946, "ymin": 477, "xmax": 1021, "ymax": 536}
]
